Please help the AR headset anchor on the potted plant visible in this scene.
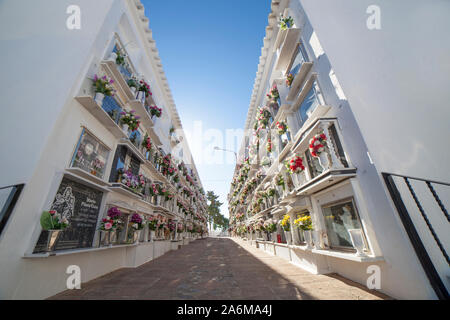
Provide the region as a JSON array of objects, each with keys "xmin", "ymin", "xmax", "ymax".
[
  {"xmin": 280, "ymin": 214, "xmax": 292, "ymax": 245},
  {"xmin": 40, "ymin": 210, "xmax": 69, "ymax": 252},
  {"xmin": 92, "ymin": 74, "xmax": 115, "ymax": 106},
  {"xmin": 119, "ymin": 110, "xmax": 140, "ymax": 133},
  {"xmin": 98, "ymin": 207, "xmax": 122, "ymax": 247},
  {"xmin": 129, "ymin": 213, "xmax": 144, "ymax": 243},
  {"xmin": 294, "ymin": 214, "xmax": 314, "ymax": 249},
  {"xmin": 279, "ymin": 15, "xmax": 294, "ymax": 31}
]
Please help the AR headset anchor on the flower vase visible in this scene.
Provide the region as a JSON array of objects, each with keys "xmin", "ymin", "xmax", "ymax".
[
  {"xmin": 136, "ymin": 90, "xmax": 146, "ymax": 103},
  {"xmin": 272, "ymin": 232, "xmax": 278, "ymax": 243},
  {"xmin": 312, "ymin": 230, "xmax": 321, "ymax": 249},
  {"xmin": 94, "ymin": 92, "xmax": 105, "ymax": 106},
  {"xmin": 122, "ymin": 123, "xmax": 129, "ymax": 134},
  {"xmin": 149, "ymin": 230, "xmax": 155, "ymax": 242},
  {"xmin": 156, "ymin": 196, "xmax": 161, "ymax": 206},
  {"xmin": 100, "ymin": 230, "xmax": 116, "ymax": 247},
  {"xmin": 284, "ymin": 230, "xmax": 292, "ymax": 245},
  {"xmin": 303, "ymin": 230, "xmax": 313, "ymax": 249},
  {"xmin": 44, "ymin": 230, "xmax": 62, "ymax": 252},
  {"xmin": 133, "ymin": 230, "xmax": 142, "ymax": 244},
  {"xmin": 318, "ymin": 152, "xmax": 330, "ymax": 170},
  {"xmin": 130, "ymin": 86, "xmax": 137, "ymax": 95},
  {"xmin": 348, "ymin": 229, "xmax": 367, "ymax": 256},
  {"xmin": 108, "ymin": 52, "xmax": 117, "ymax": 62}
]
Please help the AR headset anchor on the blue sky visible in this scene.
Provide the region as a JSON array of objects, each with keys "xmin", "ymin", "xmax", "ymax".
[{"xmin": 143, "ymin": 0, "xmax": 271, "ymax": 217}]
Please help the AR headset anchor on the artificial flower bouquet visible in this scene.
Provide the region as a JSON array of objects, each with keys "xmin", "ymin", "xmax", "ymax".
[
  {"xmin": 266, "ymin": 137, "xmax": 273, "ymax": 153},
  {"xmin": 279, "ymin": 15, "xmax": 294, "ymax": 30},
  {"xmin": 266, "ymin": 85, "xmax": 280, "ymax": 102},
  {"xmin": 147, "ymin": 215, "xmax": 158, "ymax": 231},
  {"xmin": 276, "ymin": 121, "xmax": 288, "ymax": 135},
  {"xmin": 264, "ymin": 218, "xmax": 277, "ymax": 233},
  {"xmin": 40, "ymin": 210, "xmax": 69, "ymax": 230},
  {"xmin": 130, "ymin": 213, "xmax": 145, "ymax": 230},
  {"xmin": 294, "ymin": 214, "xmax": 313, "ymax": 231},
  {"xmin": 280, "ymin": 214, "xmax": 291, "ymax": 231},
  {"xmin": 119, "ymin": 168, "xmax": 145, "ymax": 194},
  {"xmin": 142, "ymin": 134, "xmax": 152, "ymax": 151},
  {"xmin": 138, "ymin": 79, "xmax": 152, "ymax": 97},
  {"xmin": 91, "ymin": 157, "xmax": 105, "ymax": 176},
  {"xmin": 120, "ymin": 110, "xmax": 141, "ymax": 132},
  {"xmin": 127, "ymin": 76, "xmax": 139, "ymax": 90},
  {"xmin": 93, "ymin": 74, "xmax": 115, "ymax": 96},
  {"xmin": 168, "ymin": 220, "xmax": 176, "ymax": 232},
  {"xmin": 149, "ymin": 105, "xmax": 162, "ymax": 118},
  {"xmin": 99, "ymin": 207, "xmax": 123, "ymax": 231},
  {"xmin": 285, "ymin": 154, "xmax": 305, "ymax": 174},
  {"xmin": 309, "ymin": 133, "xmax": 327, "ymax": 157},
  {"xmin": 286, "ymin": 73, "xmax": 294, "ymax": 87},
  {"xmin": 256, "ymin": 107, "xmax": 272, "ymax": 129},
  {"xmin": 115, "ymin": 49, "xmax": 126, "ymax": 66}
]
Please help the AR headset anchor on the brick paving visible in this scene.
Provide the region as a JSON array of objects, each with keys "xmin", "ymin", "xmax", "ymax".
[{"xmin": 50, "ymin": 237, "xmax": 390, "ymax": 300}]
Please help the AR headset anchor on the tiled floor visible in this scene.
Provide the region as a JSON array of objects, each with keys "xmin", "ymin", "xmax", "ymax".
[{"xmin": 49, "ymin": 237, "xmax": 390, "ymax": 300}]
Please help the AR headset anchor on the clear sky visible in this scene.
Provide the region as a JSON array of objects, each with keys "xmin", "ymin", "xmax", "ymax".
[{"xmin": 143, "ymin": 0, "xmax": 271, "ymax": 217}]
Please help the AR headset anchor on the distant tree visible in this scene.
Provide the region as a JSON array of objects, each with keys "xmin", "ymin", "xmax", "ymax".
[{"xmin": 207, "ymin": 191, "xmax": 225, "ymax": 231}]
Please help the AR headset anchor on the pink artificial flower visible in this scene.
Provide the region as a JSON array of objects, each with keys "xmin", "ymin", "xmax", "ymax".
[{"xmin": 105, "ymin": 222, "xmax": 113, "ymax": 230}]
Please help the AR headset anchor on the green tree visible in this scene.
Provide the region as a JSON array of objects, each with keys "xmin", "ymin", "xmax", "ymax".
[{"xmin": 207, "ymin": 191, "xmax": 226, "ymax": 231}]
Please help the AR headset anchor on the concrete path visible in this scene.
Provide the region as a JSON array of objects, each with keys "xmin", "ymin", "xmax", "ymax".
[{"xmin": 50, "ymin": 237, "xmax": 389, "ymax": 300}]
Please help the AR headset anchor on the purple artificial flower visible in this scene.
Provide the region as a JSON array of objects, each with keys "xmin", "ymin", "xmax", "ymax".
[
  {"xmin": 107, "ymin": 206, "xmax": 122, "ymax": 219},
  {"xmin": 130, "ymin": 213, "xmax": 142, "ymax": 224}
]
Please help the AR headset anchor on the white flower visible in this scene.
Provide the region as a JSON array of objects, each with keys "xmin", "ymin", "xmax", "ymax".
[{"xmin": 314, "ymin": 140, "xmax": 320, "ymax": 146}]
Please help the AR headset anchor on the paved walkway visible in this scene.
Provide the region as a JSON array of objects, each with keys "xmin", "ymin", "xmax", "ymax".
[{"xmin": 50, "ymin": 237, "xmax": 389, "ymax": 300}]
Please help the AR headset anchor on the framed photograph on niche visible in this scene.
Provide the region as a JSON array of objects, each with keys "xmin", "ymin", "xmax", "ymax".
[{"xmin": 70, "ymin": 128, "xmax": 110, "ymax": 179}]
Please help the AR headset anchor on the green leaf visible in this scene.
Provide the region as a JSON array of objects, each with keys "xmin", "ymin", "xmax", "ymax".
[{"xmin": 40, "ymin": 211, "xmax": 53, "ymax": 230}]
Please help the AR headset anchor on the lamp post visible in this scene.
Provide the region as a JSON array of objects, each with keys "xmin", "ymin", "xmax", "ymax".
[{"xmin": 214, "ymin": 146, "xmax": 237, "ymax": 164}]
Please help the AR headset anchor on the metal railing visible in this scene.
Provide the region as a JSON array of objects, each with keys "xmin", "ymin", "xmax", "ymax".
[{"xmin": 383, "ymin": 172, "xmax": 450, "ymax": 300}]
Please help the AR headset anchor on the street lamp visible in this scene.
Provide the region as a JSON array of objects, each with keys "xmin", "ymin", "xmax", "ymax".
[{"xmin": 214, "ymin": 146, "xmax": 237, "ymax": 164}]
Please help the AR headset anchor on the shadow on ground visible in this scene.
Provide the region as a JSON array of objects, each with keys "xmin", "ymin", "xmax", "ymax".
[{"xmin": 50, "ymin": 237, "xmax": 390, "ymax": 300}]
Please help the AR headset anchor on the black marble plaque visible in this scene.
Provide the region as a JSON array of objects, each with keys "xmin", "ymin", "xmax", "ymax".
[{"xmin": 33, "ymin": 177, "xmax": 103, "ymax": 253}]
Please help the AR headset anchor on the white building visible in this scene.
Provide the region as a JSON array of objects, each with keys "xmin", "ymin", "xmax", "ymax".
[
  {"xmin": 0, "ymin": 0, "xmax": 208, "ymax": 299},
  {"xmin": 228, "ymin": 0, "xmax": 449, "ymax": 300}
]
